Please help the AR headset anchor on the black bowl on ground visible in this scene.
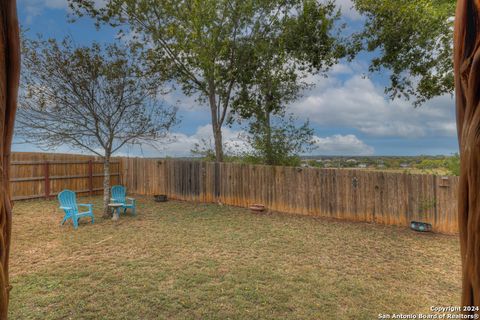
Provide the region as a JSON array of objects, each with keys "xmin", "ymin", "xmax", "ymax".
[
  {"xmin": 154, "ymin": 194, "xmax": 168, "ymax": 202},
  {"xmin": 410, "ymin": 221, "xmax": 432, "ymax": 232}
]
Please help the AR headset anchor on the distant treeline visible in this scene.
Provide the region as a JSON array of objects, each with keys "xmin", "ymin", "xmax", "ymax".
[{"xmin": 301, "ymin": 154, "xmax": 460, "ymax": 176}]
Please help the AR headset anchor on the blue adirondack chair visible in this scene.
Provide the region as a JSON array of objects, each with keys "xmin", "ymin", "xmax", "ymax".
[
  {"xmin": 58, "ymin": 190, "xmax": 94, "ymax": 229},
  {"xmin": 111, "ymin": 185, "xmax": 136, "ymax": 215}
]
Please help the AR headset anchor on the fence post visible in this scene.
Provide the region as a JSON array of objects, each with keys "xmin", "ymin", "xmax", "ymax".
[
  {"xmin": 88, "ymin": 160, "xmax": 93, "ymax": 196},
  {"xmin": 44, "ymin": 161, "xmax": 50, "ymax": 199}
]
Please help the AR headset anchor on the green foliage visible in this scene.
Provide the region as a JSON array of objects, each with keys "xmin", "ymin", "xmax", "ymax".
[
  {"xmin": 69, "ymin": 0, "xmax": 345, "ymax": 162},
  {"xmin": 243, "ymin": 115, "xmax": 314, "ymax": 166},
  {"xmin": 385, "ymin": 159, "xmax": 400, "ymax": 169},
  {"xmin": 352, "ymin": 0, "xmax": 455, "ymax": 105},
  {"xmin": 414, "ymin": 154, "xmax": 459, "ymax": 176},
  {"xmin": 416, "ymin": 159, "xmax": 444, "ymax": 170},
  {"xmin": 190, "ymin": 118, "xmax": 310, "ymax": 167},
  {"xmin": 302, "ymin": 156, "xmax": 460, "ymax": 175},
  {"xmin": 231, "ymin": 0, "xmax": 345, "ymax": 118},
  {"xmin": 191, "ymin": 138, "xmax": 217, "ymax": 161},
  {"xmin": 227, "ymin": 0, "xmax": 344, "ymax": 166},
  {"xmin": 445, "ymin": 153, "xmax": 460, "ymax": 176},
  {"xmin": 18, "ymin": 36, "xmax": 176, "ymax": 156}
]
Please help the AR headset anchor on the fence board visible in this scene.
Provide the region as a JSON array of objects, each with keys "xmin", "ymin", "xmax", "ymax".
[
  {"xmin": 118, "ymin": 158, "xmax": 459, "ymax": 234},
  {"xmin": 10, "ymin": 152, "xmax": 121, "ymax": 200}
]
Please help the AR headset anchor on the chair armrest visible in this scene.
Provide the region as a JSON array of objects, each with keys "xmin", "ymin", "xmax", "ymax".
[
  {"xmin": 59, "ymin": 206, "xmax": 72, "ymax": 210},
  {"xmin": 78, "ymin": 204, "xmax": 93, "ymax": 208},
  {"xmin": 127, "ymin": 197, "xmax": 135, "ymax": 201}
]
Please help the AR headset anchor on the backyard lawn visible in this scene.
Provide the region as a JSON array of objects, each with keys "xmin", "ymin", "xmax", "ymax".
[{"xmin": 9, "ymin": 196, "xmax": 461, "ymax": 319}]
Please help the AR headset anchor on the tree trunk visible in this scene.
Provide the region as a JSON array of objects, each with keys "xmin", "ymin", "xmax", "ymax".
[
  {"xmin": 212, "ymin": 123, "xmax": 223, "ymax": 162},
  {"xmin": 454, "ymin": 0, "xmax": 480, "ymax": 311},
  {"xmin": 264, "ymin": 110, "xmax": 273, "ymax": 166},
  {"xmin": 208, "ymin": 86, "xmax": 223, "ymax": 162},
  {"xmin": 0, "ymin": 1, "xmax": 20, "ymax": 318},
  {"xmin": 102, "ymin": 155, "xmax": 111, "ymax": 219}
]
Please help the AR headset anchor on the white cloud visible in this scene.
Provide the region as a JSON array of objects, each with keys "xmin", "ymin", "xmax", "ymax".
[
  {"xmin": 20, "ymin": 0, "xmax": 107, "ymax": 23},
  {"xmin": 19, "ymin": 0, "xmax": 68, "ymax": 23},
  {"xmin": 290, "ymin": 74, "xmax": 456, "ymax": 139},
  {"xmin": 120, "ymin": 125, "xmax": 251, "ymax": 158},
  {"xmin": 329, "ymin": 63, "xmax": 354, "ymax": 75},
  {"xmin": 336, "ymin": 0, "xmax": 362, "ymax": 21},
  {"xmin": 19, "ymin": 0, "xmax": 68, "ymax": 12},
  {"xmin": 113, "ymin": 125, "xmax": 375, "ymax": 158},
  {"xmin": 311, "ymin": 134, "xmax": 374, "ymax": 156},
  {"xmin": 162, "ymin": 90, "xmax": 205, "ymax": 112},
  {"xmin": 20, "ymin": 0, "xmax": 106, "ymax": 9}
]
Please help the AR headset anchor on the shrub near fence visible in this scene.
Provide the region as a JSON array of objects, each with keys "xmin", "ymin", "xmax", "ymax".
[
  {"xmin": 10, "ymin": 152, "xmax": 121, "ymax": 200},
  {"xmin": 121, "ymin": 158, "xmax": 459, "ymax": 235}
]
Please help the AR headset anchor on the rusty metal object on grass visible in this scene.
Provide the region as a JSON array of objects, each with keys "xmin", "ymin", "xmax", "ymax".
[{"xmin": 249, "ymin": 204, "xmax": 266, "ymax": 213}]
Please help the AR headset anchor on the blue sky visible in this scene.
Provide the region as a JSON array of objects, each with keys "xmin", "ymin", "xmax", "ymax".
[{"xmin": 15, "ymin": 0, "xmax": 459, "ymax": 157}]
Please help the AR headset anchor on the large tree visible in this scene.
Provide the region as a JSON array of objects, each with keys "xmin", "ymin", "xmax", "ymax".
[
  {"xmin": 352, "ymin": 0, "xmax": 455, "ymax": 106},
  {"xmin": 232, "ymin": 50, "xmax": 316, "ymax": 165},
  {"xmin": 241, "ymin": 116, "xmax": 315, "ymax": 166},
  {"xmin": 69, "ymin": 0, "xmax": 346, "ymax": 162},
  {"xmin": 231, "ymin": 0, "xmax": 344, "ymax": 165},
  {"xmin": 0, "ymin": 0, "xmax": 19, "ymax": 317},
  {"xmin": 17, "ymin": 37, "xmax": 176, "ymax": 218}
]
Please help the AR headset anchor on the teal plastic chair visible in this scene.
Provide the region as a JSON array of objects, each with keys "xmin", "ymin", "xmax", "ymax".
[
  {"xmin": 111, "ymin": 185, "xmax": 136, "ymax": 215},
  {"xmin": 58, "ymin": 190, "xmax": 94, "ymax": 229}
]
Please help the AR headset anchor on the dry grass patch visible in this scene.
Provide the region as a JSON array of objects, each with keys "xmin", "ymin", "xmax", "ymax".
[{"xmin": 9, "ymin": 196, "xmax": 461, "ymax": 319}]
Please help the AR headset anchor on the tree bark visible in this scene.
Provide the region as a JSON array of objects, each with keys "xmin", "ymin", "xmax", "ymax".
[
  {"xmin": 454, "ymin": 0, "xmax": 480, "ymax": 311},
  {"xmin": 0, "ymin": 1, "xmax": 20, "ymax": 318},
  {"xmin": 264, "ymin": 110, "xmax": 273, "ymax": 166},
  {"xmin": 102, "ymin": 155, "xmax": 111, "ymax": 219},
  {"xmin": 212, "ymin": 123, "xmax": 223, "ymax": 162},
  {"xmin": 208, "ymin": 86, "xmax": 224, "ymax": 162}
]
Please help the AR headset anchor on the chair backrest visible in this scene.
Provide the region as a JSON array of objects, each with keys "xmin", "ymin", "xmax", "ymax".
[
  {"xmin": 58, "ymin": 190, "xmax": 78, "ymax": 212},
  {"xmin": 111, "ymin": 185, "xmax": 126, "ymax": 203}
]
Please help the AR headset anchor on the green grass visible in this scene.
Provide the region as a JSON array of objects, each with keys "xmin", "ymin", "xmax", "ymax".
[{"xmin": 9, "ymin": 196, "xmax": 461, "ymax": 319}]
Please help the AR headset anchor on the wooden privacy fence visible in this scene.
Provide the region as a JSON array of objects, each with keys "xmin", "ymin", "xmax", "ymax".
[
  {"xmin": 122, "ymin": 158, "xmax": 460, "ymax": 234},
  {"xmin": 9, "ymin": 153, "xmax": 460, "ymax": 234},
  {"xmin": 10, "ymin": 152, "xmax": 121, "ymax": 200}
]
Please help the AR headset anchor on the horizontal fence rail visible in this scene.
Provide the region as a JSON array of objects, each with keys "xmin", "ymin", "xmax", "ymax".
[
  {"xmin": 10, "ymin": 152, "xmax": 121, "ymax": 200},
  {"xmin": 121, "ymin": 158, "xmax": 459, "ymax": 234}
]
